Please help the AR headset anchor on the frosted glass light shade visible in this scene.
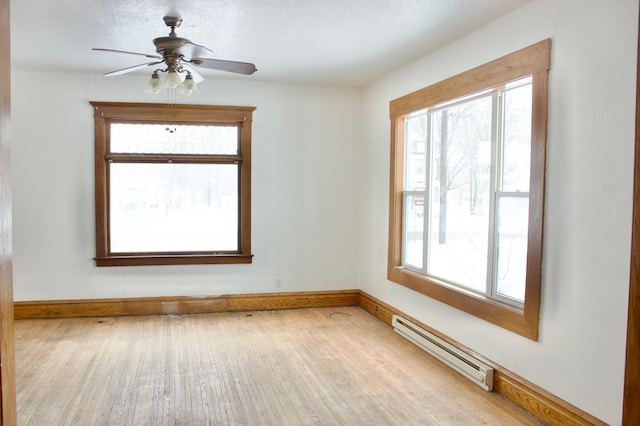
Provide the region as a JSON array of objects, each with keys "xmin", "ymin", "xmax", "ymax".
[
  {"xmin": 180, "ymin": 74, "xmax": 199, "ymax": 95},
  {"xmin": 144, "ymin": 73, "xmax": 162, "ymax": 94},
  {"xmin": 162, "ymin": 71, "xmax": 183, "ymax": 89}
]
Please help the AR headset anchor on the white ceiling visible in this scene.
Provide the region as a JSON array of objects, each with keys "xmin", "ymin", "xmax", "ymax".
[{"xmin": 10, "ymin": 0, "xmax": 531, "ymax": 87}]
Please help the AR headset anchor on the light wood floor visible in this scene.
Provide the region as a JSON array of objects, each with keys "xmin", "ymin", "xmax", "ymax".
[{"xmin": 15, "ymin": 307, "xmax": 541, "ymax": 425}]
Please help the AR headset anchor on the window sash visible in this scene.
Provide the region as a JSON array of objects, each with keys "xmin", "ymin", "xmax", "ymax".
[
  {"xmin": 401, "ymin": 84, "xmax": 531, "ymax": 309},
  {"xmin": 108, "ymin": 162, "xmax": 240, "ymax": 254},
  {"xmin": 109, "ymin": 122, "xmax": 239, "ymax": 155}
]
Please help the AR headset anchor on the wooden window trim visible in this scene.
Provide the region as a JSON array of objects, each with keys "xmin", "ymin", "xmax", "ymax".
[
  {"xmin": 387, "ymin": 40, "xmax": 550, "ymax": 340},
  {"xmin": 91, "ymin": 102, "xmax": 255, "ymax": 267}
]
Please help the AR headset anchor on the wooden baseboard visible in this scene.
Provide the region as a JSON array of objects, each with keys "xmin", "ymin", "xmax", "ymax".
[
  {"xmin": 14, "ymin": 289, "xmax": 605, "ymax": 425},
  {"xmin": 357, "ymin": 291, "xmax": 606, "ymax": 426},
  {"xmin": 13, "ymin": 290, "xmax": 359, "ymax": 320}
]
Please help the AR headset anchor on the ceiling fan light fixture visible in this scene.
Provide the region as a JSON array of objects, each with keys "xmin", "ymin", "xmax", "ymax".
[{"xmin": 144, "ymin": 71, "xmax": 162, "ymax": 94}]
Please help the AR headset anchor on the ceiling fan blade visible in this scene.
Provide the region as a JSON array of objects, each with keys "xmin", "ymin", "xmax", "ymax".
[
  {"xmin": 92, "ymin": 48, "xmax": 162, "ymax": 60},
  {"xmin": 191, "ymin": 58, "xmax": 257, "ymax": 75},
  {"xmin": 175, "ymin": 42, "xmax": 214, "ymax": 62},
  {"xmin": 103, "ymin": 61, "xmax": 164, "ymax": 77},
  {"xmin": 181, "ymin": 63, "xmax": 205, "ymax": 83}
]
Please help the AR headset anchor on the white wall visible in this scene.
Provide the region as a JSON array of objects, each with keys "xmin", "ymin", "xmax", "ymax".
[
  {"xmin": 11, "ymin": 72, "xmax": 362, "ymax": 300},
  {"xmin": 11, "ymin": 0, "xmax": 637, "ymax": 424},
  {"xmin": 358, "ymin": 0, "xmax": 637, "ymax": 424}
]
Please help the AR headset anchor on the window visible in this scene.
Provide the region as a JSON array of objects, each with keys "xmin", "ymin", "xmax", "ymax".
[
  {"xmin": 91, "ymin": 102, "xmax": 255, "ymax": 266},
  {"xmin": 387, "ymin": 40, "xmax": 550, "ymax": 339}
]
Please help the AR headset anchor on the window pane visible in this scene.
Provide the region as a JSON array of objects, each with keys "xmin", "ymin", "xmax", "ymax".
[
  {"xmin": 426, "ymin": 97, "xmax": 492, "ymax": 292},
  {"xmin": 495, "ymin": 196, "xmax": 529, "ymax": 301},
  {"xmin": 405, "ymin": 114, "xmax": 427, "ymax": 190},
  {"xmin": 110, "ymin": 123, "xmax": 238, "ymax": 155},
  {"xmin": 403, "ymin": 193, "xmax": 425, "ymax": 269},
  {"xmin": 110, "ymin": 163, "xmax": 238, "ymax": 252},
  {"xmin": 501, "ymin": 82, "xmax": 532, "ymax": 192}
]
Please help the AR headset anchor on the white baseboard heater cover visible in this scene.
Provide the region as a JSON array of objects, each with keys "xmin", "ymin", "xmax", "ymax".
[{"xmin": 392, "ymin": 315, "xmax": 494, "ymax": 391}]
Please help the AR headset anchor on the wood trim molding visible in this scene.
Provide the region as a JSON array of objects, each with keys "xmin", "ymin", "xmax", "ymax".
[
  {"xmin": 389, "ymin": 39, "xmax": 551, "ymax": 118},
  {"xmin": 623, "ymin": 7, "xmax": 640, "ymax": 424},
  {"xmin": 14, "ymin": 289, "xmax": 605, "ymax": 425},
  {"xmin": 387, "ymin": 39, "xmax": 550, "ymax": 341},
  {"xmin": 357, "ymin": 291, "xmax": 606, "ymax": 426},
  {"xmin": 90, "ymin": 102, "xmax": 255, "ymax": 267},
  {"xmin": 0, "ymin": 0, "xmax": 17, "ymax": 423},
  {"xmin": 13, "ymin": 290, "xmax": 359, "ymax": 320}
]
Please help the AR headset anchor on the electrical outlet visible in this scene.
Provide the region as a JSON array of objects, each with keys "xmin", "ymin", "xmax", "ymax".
[{"xmin": 275, "ymin": 278, "xmax": 283, "ymax": 288}]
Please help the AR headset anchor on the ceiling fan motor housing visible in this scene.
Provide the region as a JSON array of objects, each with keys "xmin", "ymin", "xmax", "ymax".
[{"xmin": 153, "ymin": 36, "xmax": 190, "ymax": 54}]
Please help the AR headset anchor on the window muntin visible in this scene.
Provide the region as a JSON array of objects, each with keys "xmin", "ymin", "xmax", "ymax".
[
  {"xmin": 387, "ymin": 40, "xmax": 550, "ymax": 339},
  {"xmin": 91, "ymin": 102, "xmax": 255, "ymax": 266}
]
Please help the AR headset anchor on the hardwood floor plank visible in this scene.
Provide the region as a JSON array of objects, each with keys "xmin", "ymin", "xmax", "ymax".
[{"xmin": 15, "ymin": 307, "xmax": 541, "ymax": 425}]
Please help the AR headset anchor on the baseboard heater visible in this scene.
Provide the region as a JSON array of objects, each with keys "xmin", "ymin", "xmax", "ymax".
[{"xmin": 392, "ymin": 315, "xmax": 494, "ymax": 391}]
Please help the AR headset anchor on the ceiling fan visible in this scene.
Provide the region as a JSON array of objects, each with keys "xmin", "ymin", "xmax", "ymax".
[{"xmin": 93, "ymin": 16, "xmax": 257, "ymax": 95}]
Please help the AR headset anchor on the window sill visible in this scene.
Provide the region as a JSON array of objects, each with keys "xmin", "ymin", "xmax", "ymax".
[
  {"xmin": 95, "ymin": 254, "xmax": 254, "ymax": 267},
  {"xmin": 388, "ymin": 266, "xmax": 538, "ymax": 340}
]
